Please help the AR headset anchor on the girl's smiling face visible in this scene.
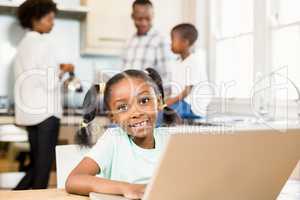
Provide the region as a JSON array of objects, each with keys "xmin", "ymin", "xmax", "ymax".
[{"xmin": 107, "ymin": 77, "xmax": 160, "ymax": 139}]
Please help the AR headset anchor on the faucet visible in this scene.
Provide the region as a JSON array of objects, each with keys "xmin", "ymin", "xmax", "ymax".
[{"xmin": 270, "ymin": 71, "xmax": 300, "ymax": 119}]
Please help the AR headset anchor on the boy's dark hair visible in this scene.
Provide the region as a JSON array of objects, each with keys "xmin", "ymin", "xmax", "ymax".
[
  {"xmin": 17, "ymin": 0, "xmax": 57, "ymax": 29},
  {"xmin": 76, "ymin": 68, "xmax": 181, "ymax": 147},
  {"xmin": 172, "ymin": 23, "xmax": 198, "ymax": 45},
  {"xmin": 132, "ymin": 0, "xmax": 153, "ymax": 9}
]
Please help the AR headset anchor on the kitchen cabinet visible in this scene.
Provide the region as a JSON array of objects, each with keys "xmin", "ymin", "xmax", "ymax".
[
  {"xmin": 0, "ymin": 1, "xmax": 88, "ymax": 20},
  {"xmin": 80, "ymin": 0, "xmax": 196, "ymax": 56},
  {"xmin": 80, "ymin": 0, "xmax": 134, "ymax": 56}
]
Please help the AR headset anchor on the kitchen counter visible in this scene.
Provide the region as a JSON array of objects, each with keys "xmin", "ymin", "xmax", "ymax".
[
  {"xmin": 2, "ymin": 113, "xmax": 300, "ymax": 143},
  {"xmin": 0, "ymin": 115, "xmax": 110, "ymax": 126},
  {"xmin": 0, "ymin": 107, "xmax": 109, "ymax": 125},
  {"xmin": 0, "ymin": 115, "xmax": 110, "ymax": 144}
]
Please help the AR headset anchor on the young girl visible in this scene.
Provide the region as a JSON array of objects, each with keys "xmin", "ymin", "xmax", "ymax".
[{"xmin": 65, "ymin": 68, "xmax": 179, "ymax": 199}]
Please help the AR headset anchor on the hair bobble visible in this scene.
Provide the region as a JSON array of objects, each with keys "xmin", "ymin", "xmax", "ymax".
[
  {"xmin": 80, "ymin": 121, "xmax": 88, "ymax": 129},
  {"xmin": 99, "ymin": 83, "xmax": 106, "ymax": 94},
  {"xmin": 161, "ymin": 103, "xmax": 168, "ymax": 110}
]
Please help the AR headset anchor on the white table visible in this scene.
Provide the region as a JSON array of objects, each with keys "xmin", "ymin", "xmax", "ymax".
[{"xmin": 0, "ymin": 182, "xmax": 299, "ymax": 200}]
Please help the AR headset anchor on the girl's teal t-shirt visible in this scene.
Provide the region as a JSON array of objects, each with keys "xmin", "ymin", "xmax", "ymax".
[{"xmin": 85, "ymin": 127, "xmax": 170, "ymax": 184}]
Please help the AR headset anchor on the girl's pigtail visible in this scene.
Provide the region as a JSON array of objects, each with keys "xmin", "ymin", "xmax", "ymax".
[
  {"xmin": 161, "ymin": 105, "xmax": 181, "ymax": 125},
  {"xmin": 145, "ymin": 68, "xmax": 182, "ymax": 125},
  {"xmin": 75, "ymin": 84, "xmax": 100, "ymax": 147}
]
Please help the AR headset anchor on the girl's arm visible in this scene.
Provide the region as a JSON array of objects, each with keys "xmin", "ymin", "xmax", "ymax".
[
  {"xmin": 65, "ymin": 157, "xmax": 146, "ymax": 199},
  {"xmin": 166, "ymin": 85, "xmax": 193, "ymax": 106}
]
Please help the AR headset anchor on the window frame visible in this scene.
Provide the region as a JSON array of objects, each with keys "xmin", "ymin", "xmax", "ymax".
[
  {"xmin": 207, "ymin": 0, "xmax": 272, "ymax": 100},
  {"xmin": 191, "ymin": 0, "xmax": 300, "ymax": 117}
]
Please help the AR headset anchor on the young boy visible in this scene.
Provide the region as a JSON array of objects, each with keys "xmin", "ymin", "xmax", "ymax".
[{"xmin": 166, "ymin": 23, "xmax": 211, "ymax": 120}]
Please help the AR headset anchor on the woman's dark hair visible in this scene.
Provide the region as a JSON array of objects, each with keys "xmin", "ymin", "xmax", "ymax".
[
  {"xmin": 172, "ymin": 23, "xmax": 198, "ymax": 46},
  {"xmin": 76, "ymin": 68, "xmax": 181, "ymax": 146},
  {"xmin": 17, "ymin": 0, "xmax": 57, "ymax": 29}
]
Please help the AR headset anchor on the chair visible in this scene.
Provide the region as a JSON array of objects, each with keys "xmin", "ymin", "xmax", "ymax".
[
  {"xmin": 0, "ymin": 124, "xmax": 28, "ymax": 189},
  {"xmin": 55, "ymin": 145, "xmax": 90, "ymax": 189}
]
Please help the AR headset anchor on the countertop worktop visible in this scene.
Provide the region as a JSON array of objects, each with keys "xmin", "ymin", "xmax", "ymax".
[
  {"xmin": 0, "ymin": 107, "xmax": 108, "ymax": 125},
  {"xmin": 0, "ymin": 115, "xmax": 110, "ymax": 144},
  {"xmin": 0, "ymin": 115, "xmax": 110, "ymax": 126},
  {"xmin": 0, "ymin": 114, "xmax": 110, "ymax": 143},
  {"xmin": 1, "ymin": 113, "xmax": 300, "ymax": 144}
]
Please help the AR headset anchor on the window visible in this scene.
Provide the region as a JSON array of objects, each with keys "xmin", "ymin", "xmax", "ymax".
[
  {"xmin": 275, "ymin": 0, "xmax": 300, "ymax": 24},
  {"xmin": 271, "ymin": 0, "xmax": 300, "ymax": 99},
  {"xmin": 209, "ymin": 0, "xmax": 300, "ymax": 100},
  {"xmin": 209, "ymin": 0, "xmax": 254, "ymax": 98}
]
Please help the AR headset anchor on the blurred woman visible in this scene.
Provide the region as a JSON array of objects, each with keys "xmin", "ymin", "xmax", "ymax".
[{"xmin": 14, "ymin": 0, "xmax": 73, "ymax": 189}]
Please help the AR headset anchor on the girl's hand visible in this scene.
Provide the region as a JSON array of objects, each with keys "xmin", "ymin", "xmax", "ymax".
[{"xmin": 122, "ymin": 183, "xmax": 146, "ymax": 199}]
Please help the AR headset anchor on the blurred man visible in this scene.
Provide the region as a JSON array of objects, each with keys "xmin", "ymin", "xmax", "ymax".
[{"xmin": 122, "ymin": 0, "xmax": 172, "ymax": 80}]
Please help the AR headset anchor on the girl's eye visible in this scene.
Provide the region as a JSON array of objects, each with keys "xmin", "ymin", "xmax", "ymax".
[
  {"xmin": 139, "ymin": 96, "xmax": 151, "ymax": 105},
  {"xmin": 117, "ymin": 104, "xmax": 128, "ymax": 112}
]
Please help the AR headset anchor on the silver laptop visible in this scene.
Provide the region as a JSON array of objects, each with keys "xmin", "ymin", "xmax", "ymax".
[{"xmin": 90, "ymin": 129, "xmax": 300, "ymax": 200}]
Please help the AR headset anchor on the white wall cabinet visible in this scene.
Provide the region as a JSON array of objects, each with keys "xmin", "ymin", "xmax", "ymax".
[
  {"xmin": 80, "ymin": 0, "xmax": 134, "ymax": 56},
  {"xmin": 80, "ymin": 0, "xmax": 195, "ymax": 56},
  {"xmin": 0, "ymin": 1, "xmax": 88, "ymax": 19}
]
